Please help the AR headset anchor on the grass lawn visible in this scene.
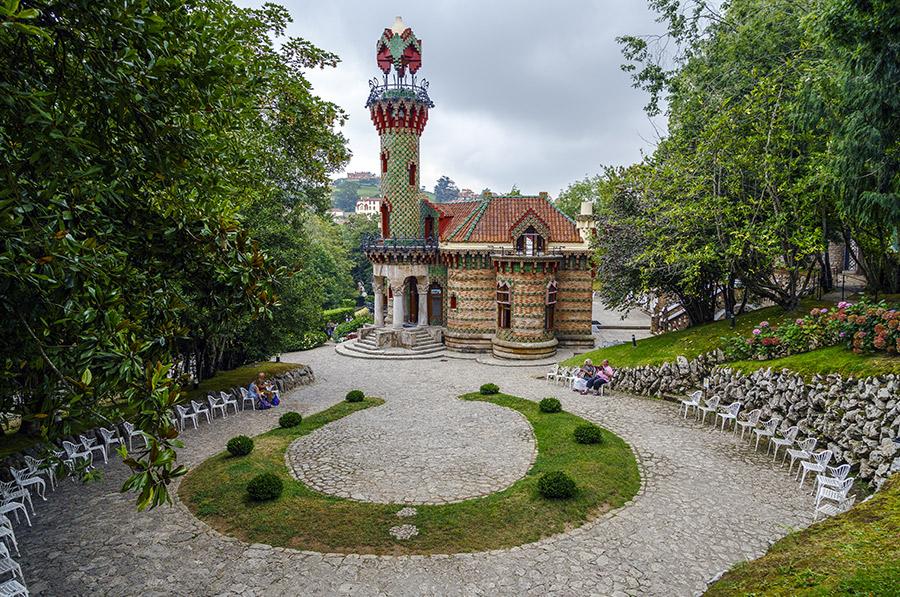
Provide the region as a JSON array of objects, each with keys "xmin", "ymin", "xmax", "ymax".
[
  {"xmin": 178, "ymin": 392, "xmax": 640, "ymax": 554},
  {"xmin": 728, "ymin": 346, "xmax": 900, "ymax": 380},
  {"xmin": 563, "ymin": 299, "xmax": 830, "ymax": 369},
  {"xmin": 705, "ymin": 476, "xmax": 900, "ymax": 596},
  {"xmin": 183, "ymin": 361, "xmax": 302, "ymax": 402}
]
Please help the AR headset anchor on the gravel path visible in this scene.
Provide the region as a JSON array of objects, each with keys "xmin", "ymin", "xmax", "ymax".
[{"xmin": 18, "ymin": 346, "xmax": 814, "ymax": 596}]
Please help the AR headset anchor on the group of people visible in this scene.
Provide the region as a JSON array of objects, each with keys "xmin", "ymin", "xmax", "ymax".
[
  {"xmin": 573, "ymin": 358, "xmax": 614, "ymax": 396},
  {"xmin": 248, "ymin": 372, "xmax": 281, "ymax": 409}
]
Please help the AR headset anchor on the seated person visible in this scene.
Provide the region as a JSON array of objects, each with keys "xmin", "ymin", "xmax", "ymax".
[
  {"xmin": 249, "ymin": 372, "xmax": 279, "ymax": 409},
  {"xmin": 576, "ymin": 359, "xmax": 598, "ymax": 395},
  {"xmin": 587, "ymin": 359, "xmax": 615, "ymax": 396}
]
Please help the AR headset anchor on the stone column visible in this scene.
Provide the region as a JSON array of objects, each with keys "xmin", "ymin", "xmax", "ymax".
[
  {"xmin": 372, "ymin": 277, "xmax": 384, "ymax": 328},
  {"xmin": 417, "ymin": 276, "xmax": 429, "ymax": 327},
  {"xmin": 391, "ymin": 280, "xmax": 405, "ymax": 329}
]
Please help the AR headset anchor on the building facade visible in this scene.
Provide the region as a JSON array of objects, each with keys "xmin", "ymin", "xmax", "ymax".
[
  {"xmin": 355, "ymin": 197, "xmax": 382, "ymax": 217},
  {"xmin": 361, "ymin": 17, "xmax": 593, "ymax": 359}
]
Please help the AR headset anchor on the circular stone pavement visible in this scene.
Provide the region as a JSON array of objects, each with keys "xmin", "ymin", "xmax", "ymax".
[{"xmin": 286, "ymin": 395, "xmax": 536, "ymax": 504}]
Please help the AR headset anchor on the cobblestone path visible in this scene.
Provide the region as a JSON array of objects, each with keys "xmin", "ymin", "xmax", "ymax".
[{"xmin": 19, "ymin": 346, "xmax": 813, "ymax": 596}]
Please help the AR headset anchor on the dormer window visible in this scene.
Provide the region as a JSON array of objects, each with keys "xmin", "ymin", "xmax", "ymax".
[{"xmin": 516, "ymin": 226, "xmax": 545, "ymax": 256}]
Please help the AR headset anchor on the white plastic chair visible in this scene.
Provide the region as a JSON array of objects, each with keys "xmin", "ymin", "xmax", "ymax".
[
  {"xmin": 79, "ymin": 434, "xmax": 107, "ymax": 464},
  {"xmin": 813, "ymin": 477, "xmax": 855, "ymax": 520},
  {"xmin": 716, "ymin": 401, "xmax": 742, "ymax": 433},
  {"xmin": 558, "ymin": 367, "xmax": 577, "ymax": 388},
  {"xmin": 799, "ymin": 450, "xmax": 833, "ymax": 489},
  {"xmin": 22, "ymin": 457, "xmax": 54, "ymax": 492},
  {"xmin": 546, "ymin": 364, "xmax": 560, "ymax": 383},
  {"xmin": 736, "ymin": 408, "xmax": 761, "ymax": 440},
  {"xmin": 8, "ymin": 469, "xmax": 44, "ymax": 502},
  {"xmin": 753, "ymin": 418, "xmax": 780, "ymax": 452},
  {"xmin": 679, "ymin": 391, "xmax": 702, "ymax": 419},
  {"xmin": 240, "ymin": 387, "xmax": 255, "ymax": 411},
  {"xmin": 122, "ymin": 422, "xmax": 147, "ymax": 451},
  {"xmin": 61, "ymin": 440, "xmax": 93, "ymax": 469},
  {"xmin": 0, "ymin": 578, "xmax": 28, "ymax": 597},
  {"xmin": 786, "ymin": 437, "xmax": 817, "ymax": 473},
  {"xmin": 0, "ymin": 544, "xmax": 23, "ymax": 582},
  {"xmin": 207, "ymin": 395, "xmax": 228, "ymax": 420},
  {"xmin": 98, "ymin": 427, "xmax": 123, "ymax": 457},
  {"xmin": 0, "ymin": 483, "xmax": 32, "ymax": 525},
  {"xmin": 770, "ymin": 425, "xmax": 799, "ymax": 462},
  {"xmin": 218, "ymin": 391, "xmax": 239, "ymax": 415},
  {"xmin": 191, "ymin": 400, "xmax": 211, "ymax": 425},
  {"xmin": 815, "ymin": 464, "xmax": 851, "ymax": 493},
  {"xmin": 697, "ymin": 395, "xmax": 720, "ymax": 425},
  {"xmin": 175, "ymin": 405, "xmax": 198, "ymax": 430},
  {"xmin": 0, "ymin": 523, "xmax": 18, "ymax": 556}
]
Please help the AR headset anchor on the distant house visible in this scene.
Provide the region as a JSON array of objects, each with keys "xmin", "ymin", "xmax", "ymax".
[
  {"xmin": 459, "ymin": 188, "xmax": 477, "ymax": 199},
  {"xmin": 326, "ymin": 208, "xmax": 348, "ymax": 224},
  {"xmin": 355, "ymin": 197, "xmax": 382, "ymax": 217},
  {"xmin": 347, "ymin": 171, "xmax": 377, "ymax": 181}
]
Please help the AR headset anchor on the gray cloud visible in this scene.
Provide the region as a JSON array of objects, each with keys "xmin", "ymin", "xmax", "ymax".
[{"xmin": 240, "ymin": 1, "xmax": 667, "ymax": 196}]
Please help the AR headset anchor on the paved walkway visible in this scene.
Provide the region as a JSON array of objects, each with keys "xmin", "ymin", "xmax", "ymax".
[{"xmin": 19, "ymin": 347, "xmax": 813, "ymax": 596}]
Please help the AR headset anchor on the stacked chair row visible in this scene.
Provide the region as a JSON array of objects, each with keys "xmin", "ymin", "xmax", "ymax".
[
  {"xmin": 680, "ymin": 390, "xmax": 856, "ymax": 521},
  {"xmin": 2, "ymin": 385, "xmax": 276, "ymax": 596},
  {"xmin": 545, "ymin": 365, "xmax": 606, "ymax": 396}
]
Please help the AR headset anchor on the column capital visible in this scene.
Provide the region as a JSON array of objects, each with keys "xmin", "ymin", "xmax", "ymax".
[
  {"xmin": 372, "ymin": 276, "xmax": 384, "ymax": 293},
  {"xmin": 389, "ymin": 279, "xmax": 405, "ymax": 294}
]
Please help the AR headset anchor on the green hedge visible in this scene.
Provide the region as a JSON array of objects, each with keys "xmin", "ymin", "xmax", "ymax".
[
  {"xmin": 334, "ymin": 315, "xmax": 372, "ymax": 339},
  {"xmin": 323, "ymin": 306, "xmax": 355, "ymax": 323}
]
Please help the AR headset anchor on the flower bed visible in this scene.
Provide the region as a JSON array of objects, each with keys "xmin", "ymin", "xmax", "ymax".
[{"xmin": 723, "ymin": 299, "xmax": 900, "ymax": 361}]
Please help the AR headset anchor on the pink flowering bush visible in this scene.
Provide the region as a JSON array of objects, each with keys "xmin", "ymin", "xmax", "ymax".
[{"xmin": 722, "ymin": 299, "xmax": 900, "ymax": 360}]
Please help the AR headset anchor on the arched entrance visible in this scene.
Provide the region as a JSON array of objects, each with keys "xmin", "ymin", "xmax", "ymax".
[
  {"xmin": 405, "ymin": 277, "xmax": 418, "ymax": 324},
  {"xmin": 428, "ymin": 281, "xmax": 443, "ymax": 325}
]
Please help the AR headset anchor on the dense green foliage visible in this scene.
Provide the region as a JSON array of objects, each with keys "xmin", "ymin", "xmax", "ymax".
[
  {"xmin": 345, "ymin": 390, "xmax": 364, "ymax": 403},
  {"xmin": 583, "ymin": 0, "xmax": 900, "ymax": 326},
  {"xmin": 226, "ymin": 436, "xmax": 254, "ymax": 457},
  {"xmin": 333, "ymin": 314, "xmax": 372, "ymax": 340},
  {"xmin": 537, "ymin": 471, "xmax": 577, "ymax": 499},
  {"xmin": 539, "ymin": 398, "xmax": 562, "ymax": 413},
  {"xmin": 278, "ymin": 412, "xmax": 302, "ymax": 428},
  {"xmin": 479, "ymin": 383, "xmax": 500, "ymax": 395},
  {"xmin": 705, "ymin": 476, "xmax": 900, "ymax": 596},
  {"xmin": 433, "ymin": 175, "xmax": 460, "ymax": 203},
  {"xmin": 180, "ymin": 393, "xmax": 638, "ymax": 553},
  {"xmin": 573, "ymin": 424, "xmax": 603, "ymax": 445},
  {"xmin": 246, "ymin": 472, "xmax": 283, "ymax": 501},
  {"xmin": 0, "ymin": 0, "xmax": 349, "ymax": 508}
]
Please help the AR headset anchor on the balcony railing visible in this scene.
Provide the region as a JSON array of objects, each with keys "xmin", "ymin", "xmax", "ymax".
[
  {"xmin": 490, "ymin": 247, "xmax": 565, "ymax": 259},
  {"xmin": 365, "ymin": 77, "xmax": 434, "ymax": 108},
  {"xmin": 362, "ymin": 235, "xmax": 439, "ymax": 253}
]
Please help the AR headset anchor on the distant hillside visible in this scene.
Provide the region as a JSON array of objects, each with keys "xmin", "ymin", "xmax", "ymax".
[{"xmin": 330, "ymin": 176, "xmax": 435, "ymax": 211}]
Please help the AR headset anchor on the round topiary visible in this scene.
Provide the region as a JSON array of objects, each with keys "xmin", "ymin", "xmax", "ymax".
[
  {"xmin": 246, "ymin": 472, "xmax": 283, "ymax": 501},
  {"xmin": 538, "ymin": 471, "xmax": 577, "ymax": 499},
  {"xmin": 226, "ymin": 435, "xmax": 254, "ymax": 456},
  {"xmin": 345, "ymin": 390, "xmax": 364, "ymax": 403},
  {"xmin": 539, "ymin": 397, "xmax": 562, "ymax": 413},
  {"xmin": 479, "ymin": 383, "xmax": 500, "ymax": 395},
  {"xmin": 573, "ymin": 424, "xmax": 603, "ymax": 444},
  {"xmin": 279, "ymin": 411, "xmax": 302, "ymax": 428}
]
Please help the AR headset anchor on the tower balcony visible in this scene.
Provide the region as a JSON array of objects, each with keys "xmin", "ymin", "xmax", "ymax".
[
  {"xmin": 365, "ymin": 78, "xmax": 434, "ymax": 109},
  {"xmin": 362, "ymin": 235, "xmax": 439, "ymax": 264}
]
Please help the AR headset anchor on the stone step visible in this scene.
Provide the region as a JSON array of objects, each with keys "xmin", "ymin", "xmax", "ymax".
[
  {"xmin": 342, "ymin": 341, "xmax": 444, "ymax": 356},
  {"xmin": 334, "ymin": 342, "xmax": 447, "ymax": 361}
]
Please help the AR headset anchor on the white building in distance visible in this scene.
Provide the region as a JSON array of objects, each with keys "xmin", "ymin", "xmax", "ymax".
[{"xmin": 355, "ymin": 197, "xmax": 382, "ymax": 217}]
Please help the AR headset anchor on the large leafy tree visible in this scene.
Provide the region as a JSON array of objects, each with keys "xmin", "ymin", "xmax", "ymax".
[
  {"xmin": 434, "ymin": 175, "xmax": 460, "ymax": 203},
  {"xmin": 0, "ymin": 0, "xmax": 347, "ymax": 508}
]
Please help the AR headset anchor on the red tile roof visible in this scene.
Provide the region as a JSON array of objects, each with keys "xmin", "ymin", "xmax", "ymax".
[{"xmin": 439, "ymin": 195, "xmax": 583, "ymax": 244}]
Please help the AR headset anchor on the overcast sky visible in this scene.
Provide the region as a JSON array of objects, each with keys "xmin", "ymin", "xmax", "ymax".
[{"xmin": 239, "ymin": 1, "xmax": 668, "ymax": 197}]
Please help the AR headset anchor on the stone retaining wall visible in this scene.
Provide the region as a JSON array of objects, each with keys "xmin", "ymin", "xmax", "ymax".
[
  {"xmin": 610, "ymin": 354, "xmax": 899, "ymax": 489},
  {"xmin": 1, "ymin": 364, "xmax": 316, "ymax": 472}
]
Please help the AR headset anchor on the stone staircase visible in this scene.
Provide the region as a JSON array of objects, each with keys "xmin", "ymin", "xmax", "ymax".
[{"xmin": 335, "ymin": 326, "xmax": 447, "ymax": 360}]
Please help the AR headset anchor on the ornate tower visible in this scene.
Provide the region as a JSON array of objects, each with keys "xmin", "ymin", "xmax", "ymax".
[{"xmin": 367, "ymin": 16, "xmax": 433, "ymax": 239}]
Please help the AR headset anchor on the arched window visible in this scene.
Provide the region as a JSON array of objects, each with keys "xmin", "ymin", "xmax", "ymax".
[
  {"xmin": 545, "ymin": 281, "xmax": 558, "ymax": 331},
  {"xmin": 408, "ymin": 163, "xmax": 417, "ymax": 186},
  {"xmin": 380, "ymin": 202, "xmax": 390, "ymax": 238},
  {"xmin": 424, "ymin": 215, "xmax": 434, "ymax": 240},
  {"xmin": 380, "ymin": 151, "xmax": 388, "ymax": 174},
  {"xmin": 516, "ymin": 226, "xmax": 545, "ymax": 256},
  {"xmin": 497, "ymin": 282, "xmax": 511, "ymax": 329}
]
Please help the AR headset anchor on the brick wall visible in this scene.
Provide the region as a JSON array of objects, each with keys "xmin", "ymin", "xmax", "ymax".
[{"xmin": 555, "ymin": 266, "xmax": 593, "ymax": 345}]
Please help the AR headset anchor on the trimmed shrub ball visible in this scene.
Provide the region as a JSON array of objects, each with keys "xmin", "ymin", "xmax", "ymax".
[
  {"xmin": 573, "ymin": 424, "xmax": 603, "ymax": 444},
  {"xmin": 538, "ymin": 471, "xmax": 577, "ymax": 499},
  {"xmin": 539, "ymin": 397, "xmax": 562, "ymax": 413},
  {"xmin": 226, "ymin": 435, "xmax": 254, "ymax": 456},
  {"xmin": 246, "ymin": 473, "xmax": 283, "ymax": 501},
  {"xmin": 345, "ymin": 390, "xmax": 364, "ymax": 403},
  {"xmin": 479, "ymin": 383, "xmax": 500, "ymax": 395},
  {"xmin": 279, "ymin": 411, "xmax": 303, "ymax": 428}
]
